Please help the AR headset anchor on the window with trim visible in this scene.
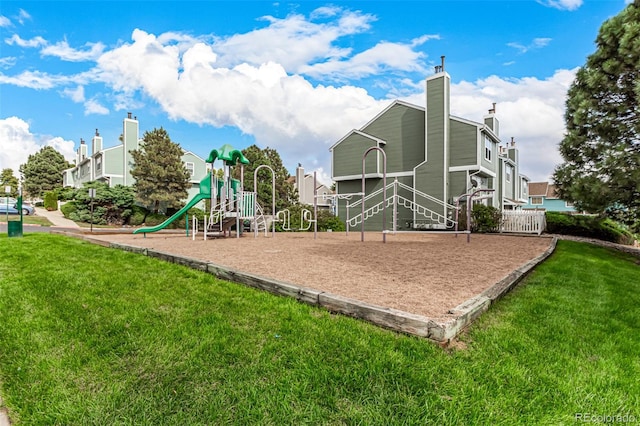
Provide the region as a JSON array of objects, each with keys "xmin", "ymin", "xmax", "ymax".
[
  {"xmin": 531, "ymin": 197, "xmax": 543, "ymax": 205},
  {"xmin": 484, "ymin": 136, "xmax": 492, "ymax": 162},
  {"xmin": 565, "ymin": 201, "xmax": 574, "ymax": 207},
  {"xmin": 96, "ymin": 156, "xmax": 102, "ymax": 171},
  {"xmin": 185, "ymin": 162, "xmax": 195, "ymax": 177},
  {"xmin": 522, "ymin": 181, "xmax": 528, "ymax": 196},
  {"xmin": 506, "ymin": 165, "xmax": 512, "ymax": 183}
]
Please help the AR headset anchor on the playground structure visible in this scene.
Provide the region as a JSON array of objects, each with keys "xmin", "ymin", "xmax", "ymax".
[
  {"xmin": 134, "ymin": 144, "xmax": 258, "ymax": 238},
  {"xmin": 133, "ymin": 144, "xmax": 496, "ymax": 242},
  {"xmin": 134, "ymin": 144, "xmax": 319, "ymax": 239}
]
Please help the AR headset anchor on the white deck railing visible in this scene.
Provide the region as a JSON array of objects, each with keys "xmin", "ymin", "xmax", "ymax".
[{"xmin": 501, "ymin": 210, "xmax": 546, "ymax": 235}]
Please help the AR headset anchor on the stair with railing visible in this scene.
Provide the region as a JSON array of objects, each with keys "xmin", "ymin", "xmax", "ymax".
[{"xmin": 346, "ymin": 181, "xmax": 458, "ymax": 230}]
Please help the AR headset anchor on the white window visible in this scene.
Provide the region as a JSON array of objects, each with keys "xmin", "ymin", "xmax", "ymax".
[
  {"xmin": 484, "ymin": 136, "xmax": 493, "ymax": 162},
  {"xmin": 506, "ymin": 165, "xmax": 512, "ymax": 183},
  {"xmin": 531, "ymin": 197, "xmax": 543, "ymax": 205},
  {"xmin": 96, "ymin": 156, "xmax": 102, "ymax": 171},
  {"xmin": 565, "ymin": 201, "xmax": 574, "ymax": 207},
  {"xmin": 522, "ymin": 181, "xmax": 528, "ymax": 197},
  {"xmin": 185, "ymin": 162, "xmax": 195, "ymax": 177}
]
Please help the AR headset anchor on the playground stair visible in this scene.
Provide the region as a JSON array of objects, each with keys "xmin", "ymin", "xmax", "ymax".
[{"xmin": 347, "ymin": 180, "xmax": 457, "ymax": 230}]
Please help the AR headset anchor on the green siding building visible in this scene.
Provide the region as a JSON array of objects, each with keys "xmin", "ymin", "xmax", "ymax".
[
  {"xmin": 330, "ymin": 63, "xmax": 529, "ymax": 231},
  {"xmin": 62, "ymin": 113, "xmax": 208, "ymax": 203}
]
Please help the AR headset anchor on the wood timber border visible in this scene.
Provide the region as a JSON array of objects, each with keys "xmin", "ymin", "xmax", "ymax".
[{"xmin": 52, "ymin": 230, "xmax": 559, "ymax": 345}]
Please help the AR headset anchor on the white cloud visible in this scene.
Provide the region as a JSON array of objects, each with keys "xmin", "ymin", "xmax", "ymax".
[
  {"xmin": 0, "ymin": 117, "xmax": 75, "ymax": 174},
  {"xmin": 62, "ymin": 85, "xmax": 85, "ymax": 102},
  {"xmin": 0, "ymin": 56, "xmax": 17, "ymax": 68},
  {"xmin": 402, "ymin": 68, "xmax": 577, "ymax": 182},
  {"xmin": 0, "ymin": 70, "xmax": 65, "ymax": 89},
  {"xmin": 537, "ymin": 0, "xmax": 583, "ymax": 11},
  {"xmin": 507, "ymin": 37, "xmax": 552, "ymax": 53},
  {"xmin": 211, "ymin": 8, "xmax": 375, "ymax": 73},
  {"xmin": 0, "ymin": 15, "xmax": 11, "ymax": 27},
  {"xmin": 17, "ymin": 9, "xmax": 31, "ymax": 25},
  {"xmin": 300, "ymin": 40, "xmax": 427, "ymax": 80},
  {"xmin": 84, "ymin": 98, "xmax": 109, "ymax": 115},
  {"xmin": 5, "ymin": 34, "xmax": 47, "ymax": 48},
  {"xmin": 41, "ymin": 40, "xmax": 105, "ymax": 61}
]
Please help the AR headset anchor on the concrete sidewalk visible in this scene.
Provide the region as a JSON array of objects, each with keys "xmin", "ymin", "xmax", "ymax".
[
  {"xmin": 35, "ymin": 206, "xmax": 80, "ymax": 228},
  {"xmin": 0, "ymin": 395, "xmax": 9, "ymax": 426}
]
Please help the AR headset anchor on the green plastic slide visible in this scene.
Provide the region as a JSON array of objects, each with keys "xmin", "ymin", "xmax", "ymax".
[
  {"xmin": 132, "ymin": 193, "xmax": 208, "ymax": 235},
  {"xmin": 133, "ymin": 173, "xmax": 212, "ymax": 235}
]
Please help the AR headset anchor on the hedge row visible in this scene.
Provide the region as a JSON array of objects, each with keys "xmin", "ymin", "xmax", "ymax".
[{"xmin": 545, "ymin": 212, "xmax": 636, "ymax": 245}]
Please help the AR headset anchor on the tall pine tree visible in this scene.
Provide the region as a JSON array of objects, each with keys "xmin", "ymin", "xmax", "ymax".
[
  {"xmin": 19, "ymin": 146, "xmax": 71, "ymax": 198},
  {"xmin": 130, "ymin": 128, "xmax": 190, "ymax": 214},
  {"xmin": 553, "ymin": 1, "xmax": 639, "ymax": 229},
  {"xmin": 1, "ymin": 169, "xmax": 20, "ymax": 197}
]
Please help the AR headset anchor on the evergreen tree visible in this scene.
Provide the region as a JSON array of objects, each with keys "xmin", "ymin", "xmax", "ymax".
[
  {"xmin": 19, "ymin": 146, "xmax": 71, "ymax": 198},
  {"xmin": 0, "ymin": 169, "xmax": 20, "ymax": 198},
  {"xmin": 130, "ymin": 128, "xmax": 190, "ymax": 214},
  {"xmin": 553, "ymin": 1, "xmax": 640, "ymax": 228},
  {"xmin": 232, "ymin": 145, "xmax": 297, "ymax": 213}
]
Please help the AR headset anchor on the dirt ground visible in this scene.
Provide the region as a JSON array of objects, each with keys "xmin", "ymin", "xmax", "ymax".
[{"xmin": 91, "ymin": 231, "xmax": 553, "ymax": 320}]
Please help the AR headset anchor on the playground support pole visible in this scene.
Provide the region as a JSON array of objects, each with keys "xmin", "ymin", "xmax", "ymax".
[
  {"xmin": 346, "ymin": 201, "xmax": 349, "ymax": 237},
  {"xmin": 393, "ymin": 178, "xmax": 398, "ymax": 234},
  {"xmin": 361, "ymin": 147, "xmax": 387, "ymax": 243},
  {"xmin": 236, "ymin": 165, "xmax": 244, "ymax": 239},
  {"xmin": 313, "ymin": 171, "xmax": 318, "ymax": 240},
  {"xmin": 254, "ymin": 165, "xmax": 276, "ymax": 238}
]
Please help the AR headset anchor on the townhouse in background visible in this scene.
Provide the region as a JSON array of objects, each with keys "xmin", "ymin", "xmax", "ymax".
[
  {"xmin": 522, "ymin": 182, "xmax": 577, "ymax": 212},
  {"xmin": 293, "ymin": 164, "xmax": 332, "ymax": 210},
  {"xmin": 62, "ymin": 113, "xmax": 208, "ymax": 203},
  {"xmin": 330, "ymin": 58, "xmax": 530, "ymax": 231}
]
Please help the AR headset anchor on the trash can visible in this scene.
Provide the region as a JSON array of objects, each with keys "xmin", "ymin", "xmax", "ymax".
[{"xmin": 7, "ymin": 220, "xmax": 23, "ymax": 237}]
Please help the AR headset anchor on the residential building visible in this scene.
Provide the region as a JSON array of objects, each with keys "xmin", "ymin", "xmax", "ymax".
[
  {"xmin": 329, "ymin": 58, "xmax": 529, "ymax": 231},
  {"xmin": 293, "ymin": 164, "xmax": 332, "ymax": 210},
  {"xmin": 522, "ymin": 182, "xmax": 577, "ymax": 212},
  {"xmin": 62, "ymin": 113, "xmax": 208, "ymax": 203}
]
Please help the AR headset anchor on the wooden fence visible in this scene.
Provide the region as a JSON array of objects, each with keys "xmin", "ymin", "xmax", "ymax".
[{"xmin": 501, "ymin": 210, "xmax": 546, "ymax": 235}]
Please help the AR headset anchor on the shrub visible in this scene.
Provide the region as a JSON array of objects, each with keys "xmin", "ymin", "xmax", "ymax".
[
  {"xmin": 545, "ymin": 212, "xmax": 636, "ymax": 245},
  {"xmin": 43, "ymin": 191, "xmax": 58, "ymax": 211},
  {"xmin": 144, "ymin": 213, "xmax": 168, "ymax": 227},
  {"xmin": 471, "ymin": 204, "xmax": 501, "ymax": 233},
  {"xmin": 317, "ymin": 209, "xmax": 346, "ymax": 232},
  {"xmin": 127, "ymin": 205, "xmax": 148, "ymax": 226},
  {"xmin": 60, "ymin": 201, "xmax": 77, "ymax": 218}
]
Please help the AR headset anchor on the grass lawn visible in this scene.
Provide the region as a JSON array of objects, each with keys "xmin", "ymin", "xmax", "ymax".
[{"xmin": 0, "ymin": 235, "xmax": 638, "ymax": 425}]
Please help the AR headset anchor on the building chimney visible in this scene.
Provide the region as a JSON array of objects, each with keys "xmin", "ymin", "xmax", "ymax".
[
  {"xmin": 95, "ymin": 128, "xmax": 99, "ymax": 136},
  {"xmin": 434, "ymin": 55, "xmax": 446, "ymax": 74},
  {"xmin": 511, "ymin": 136, "xmax": 516, "ymax": 147},
  {"xmin": 80, "ymin": 138, "xmax": 85, "ymax": 145},
  {"xmin": 127, "ymin": 112, "xmax": 132, "ymax": 119},
  {"xmin": 488, "ymin": 102, "xmax": 497, "ymax": 114}
]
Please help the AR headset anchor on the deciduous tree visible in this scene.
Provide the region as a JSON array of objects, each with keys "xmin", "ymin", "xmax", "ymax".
[
  {"xmin": 553, "ymin": 1, "xmax": 639, "ymax": 229},
  {"xmin": 130, "ymin": 128, "xmax": 190, "ymax": 214},
  {"xmin": 232, "ymin": 145, "xmax": 297, "ymax": 213}
]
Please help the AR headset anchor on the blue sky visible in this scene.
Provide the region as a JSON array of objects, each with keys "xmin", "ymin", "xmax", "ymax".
[{"xmin": 0, "ymin": 0, "xmax": 632, "ymax": 185}]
